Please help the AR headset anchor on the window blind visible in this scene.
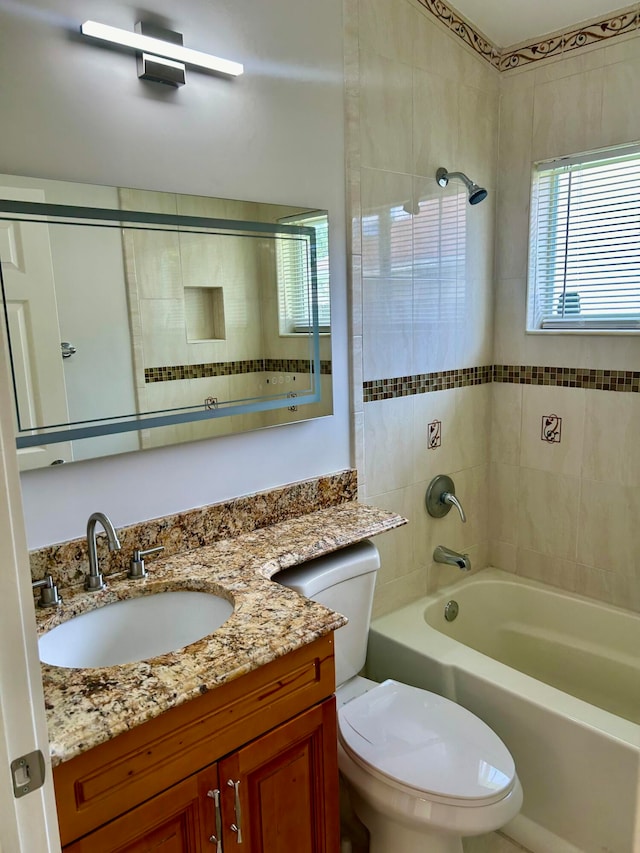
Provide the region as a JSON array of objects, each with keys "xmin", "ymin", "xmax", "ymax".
[
  {"xmin": 276, "ymin": 214, "xmax": 330, "ymax": 334},
  {"xmin": 528, "ymin": 147, "xmax": 640, "ymax": 331}
]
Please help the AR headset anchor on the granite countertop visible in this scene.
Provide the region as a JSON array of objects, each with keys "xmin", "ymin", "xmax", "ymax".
[{"xmin": 37, "ymin": 502, "xmax": 405, "ymax": 767}]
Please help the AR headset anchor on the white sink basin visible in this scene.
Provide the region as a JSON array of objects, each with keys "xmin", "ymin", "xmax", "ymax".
[{"xmin": 39, "ymin": 590, "xmax": 234, "ymax": 668}]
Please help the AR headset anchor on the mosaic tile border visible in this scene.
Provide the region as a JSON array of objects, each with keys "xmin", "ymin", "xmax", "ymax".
[
  {"xmin": 414, "ymin": 0, "xmax": 640, "ymax": 71},
  {"xmin": 364, "ymin": 364, "xmax": 640, "ymax": 402},
  {"xmin": 363, "ymin": 366, "xmax": 492, "ymax": 402},
  {"xmin": 145, "ymin": 359, "xmax": 332, "ymax": 383},
  {"xmin": 493, "ymin": 364, "xmax": 640, "ymax": 391}
]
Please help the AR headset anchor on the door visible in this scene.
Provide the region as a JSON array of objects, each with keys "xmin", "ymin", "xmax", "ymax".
[
  {"xmin": 0, "ymin": 184, "xmax": 73, "ymax": 468},
  {"xmin": 219, "ymin": 698, "xmax": 340, "ymax": 853},
  {"xmin": 0, "ymin": 289, "xmax": 61, "ymax": 849},
  {"xmin": 63, "ymin": 765, "xmax": 219, "ymax": 852}
]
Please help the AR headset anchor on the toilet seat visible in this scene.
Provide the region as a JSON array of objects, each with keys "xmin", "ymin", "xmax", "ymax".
[{"xmin": 338, "ymin": 679, "xmax": 516, "ymax": 807}]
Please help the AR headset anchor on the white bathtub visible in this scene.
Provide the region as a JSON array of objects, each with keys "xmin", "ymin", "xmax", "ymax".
[{"xmin": 366, "ymin": 569, "xmax": 640, "ymax": 853}]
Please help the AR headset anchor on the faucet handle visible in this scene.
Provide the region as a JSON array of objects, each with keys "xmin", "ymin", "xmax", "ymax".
[
  {"xmin": 425, "ymin": 474, "xmax": 467, "ymax": 522},
  {"xmin": 32, "ymin": 574, "xmax": 61, "ymax": 608},
  {"xmin": 128, "ymin": 546, "xmax": 164, "ymax": 580},
  {"xmin": 441, "ymin": 491, "xmax": 467, "ymax": 523}
]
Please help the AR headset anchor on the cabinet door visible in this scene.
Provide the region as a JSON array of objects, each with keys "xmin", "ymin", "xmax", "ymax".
[
  {"xmin": 219, "ymin": 697, "xmax": 339, "ymax": 853},
  {"xmin": 64, "ymin": 764, "xmax": 220, "ymax": 853}
]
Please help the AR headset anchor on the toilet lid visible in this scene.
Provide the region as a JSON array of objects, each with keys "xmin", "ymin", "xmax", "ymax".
[{"xmin": 338, "ymin": 679, "xmax": 516, "ymax": 802}]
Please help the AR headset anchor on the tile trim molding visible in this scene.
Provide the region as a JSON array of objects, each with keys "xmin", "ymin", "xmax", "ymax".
[
  {"xmin": 414, "ymin": 0, "xmax": 640, "ymax": 71},
  {"xmin": 364, "ymin": 364, "xmax": 640, "ymax": 402}
]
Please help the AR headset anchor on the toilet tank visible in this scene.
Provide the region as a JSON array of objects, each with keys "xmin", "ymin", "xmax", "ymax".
[{"xmin": 276, "ymin": 540, "xmax": 380, "ymax": 687}]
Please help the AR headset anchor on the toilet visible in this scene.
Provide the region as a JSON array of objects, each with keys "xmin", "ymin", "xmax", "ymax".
[{"xmin": 277, "ymin": 540, "xmax": 522, "ymax": 853}]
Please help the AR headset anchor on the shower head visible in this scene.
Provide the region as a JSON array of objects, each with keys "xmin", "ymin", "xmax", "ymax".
[{"xmin": 436, "ymin": 167, "xmax": 488, "ymax": 205}]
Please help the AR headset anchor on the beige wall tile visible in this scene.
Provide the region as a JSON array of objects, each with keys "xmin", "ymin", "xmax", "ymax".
[
  {"xmin": 490, "ymin": 462, "xmax": 520, "ymax": 545},
  {"xmin": 458, "ymin": 84, "xmax": 499, "ymax": 191},
  {"xmin": 359, "ymin": 0, "xmax": 414, "ymax": 64},
  {"xmin": 582, "ymin": 389, "xmax": 640, "ymax": 486},
  {"xmin": 496, "ymin": 80, "xmax": 534, "ymax": 281},
  {"xmin": 372, "ymin": 567, "xmax": 427, "ymax": 617},
  {"xmin": 492, "ymin": 278, "xmax": 527, "ymax": 364},
  {"xmin": 517, "ymin": 467, "xmax": 580, "ymax": 560},
  {"xmin": 139, "ymin": 298, "xmax": 189, "ymax": 367},
  {"xmin": 361, "ymin": 168, "xmax": 414, "ymax": 273},
  {"xmin": 413, "ymin": 68, "xmax": 460, "ymax": 178},
  {"xmin": 603, "ymin": 33, "xmax": 640, "ymax": 66},
  {"xmin": 411, "ymin": 5, "xmax": 462, "ymax": 79},
  {"xmin": 413, "ymin": 278, "xmax": 460, "ymax": 372},
  {"xmin": 516, "ymin": 548, "xmax": 577, "ymax": 591},
  {"xmin": 362, "ymin": 277, "xmax": 414, "ymax": 380},
  {"xmin": 491, "ymin": 382, "xmax": 522, "ymax": 465},
  {"xmin": 453, "ymin": 384, "xmax": 492, "ymax": 469},
  {"xmin": 363, "ymin": 395, "xmax": 415, "ymax": 494},
  {"xmin": 489, "ymin": 539, "xmax": 517, "ymax": 572},
  {"xmin": 455, "ymin": 463, "xmax": 490, "ymax": 550},
  {"xmin": 531, "ymin": 69, "xmax": 604, "ymax": 161},
  {"xmin": 577, "ymin": 479, "xmax": 640, "ymax": 575},
  {"xmin": 360, "ymin": 49, "xmax": 413, "ymax": 172},
  {"xmin": 364, "ymin": 486, "xmax": 414, "ymax": 584},
  {"xmin": 601, "ymin": 59, "xmax": 640, "ymax": 147}
]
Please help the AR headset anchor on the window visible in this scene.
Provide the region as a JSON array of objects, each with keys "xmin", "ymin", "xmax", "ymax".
[
  {"xmin": 276, "ymin": 213, "xmax": 330, "ymax": 334},
  {"xmin": 528, "ymin": 146, "xmax": 640, "ymax": 331}
]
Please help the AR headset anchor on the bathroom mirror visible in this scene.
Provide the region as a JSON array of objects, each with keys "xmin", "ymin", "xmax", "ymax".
[{"xmin": 0, "ymin": 175, "xmax": 332, "ymax": 470}]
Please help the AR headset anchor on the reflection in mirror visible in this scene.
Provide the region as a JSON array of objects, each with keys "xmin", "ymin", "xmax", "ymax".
[{"xmin": 0, "ymin": 176, "xmax": 332, "ymax": 470}]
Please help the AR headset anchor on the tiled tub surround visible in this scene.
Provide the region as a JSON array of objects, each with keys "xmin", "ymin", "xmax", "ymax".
[
  {"xmin": 36, "ymin": 498, "xmax": 405, "ymax": 767},
  {"xmin": 361, "ymin": 365, "xmax": 640, "ymax": 615}
]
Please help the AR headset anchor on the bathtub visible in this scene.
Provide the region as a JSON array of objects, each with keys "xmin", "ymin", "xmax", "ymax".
[{"xmin": 366, "ymin": 569, "xmax": 640, "ymax": 853}]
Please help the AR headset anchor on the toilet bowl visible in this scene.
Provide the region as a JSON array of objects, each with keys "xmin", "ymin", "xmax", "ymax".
[
  {"xmin": 276, "ymin": 541, "xmax": 522, "ymax": 852},
  {"xmin": 337, "ymin": 677, "xmax": 522, "ymax": 853}
]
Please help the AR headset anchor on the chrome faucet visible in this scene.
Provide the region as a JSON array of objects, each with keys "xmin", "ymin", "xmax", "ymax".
[
  {"xmin": 85, "ymin": 512, "xmax": 121, "ymax": 591},
  {"xmin": 425, "ymin": 475, "xmax": 467, "ymax": 522},
  {"xmin": 440, "ymin": 490, "xmax": 466, "ymax": 523},
  {"xmin": 433, "ymin": 545, "xmax": 471, "ymax": 571}
]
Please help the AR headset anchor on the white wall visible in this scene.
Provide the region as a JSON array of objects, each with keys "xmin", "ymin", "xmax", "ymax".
[{"xmin": 0, "ymin": 0, "xmax": 349, "ymax": 547}]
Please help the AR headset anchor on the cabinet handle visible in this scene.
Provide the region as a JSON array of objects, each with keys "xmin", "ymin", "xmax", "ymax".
[
  {"xmin": 207, "ymin": 789, "xmax": 223, "ymax": 852},
  {"xmin": 227, "ymin": 778, "xmax": 243, "ymax": 843}
]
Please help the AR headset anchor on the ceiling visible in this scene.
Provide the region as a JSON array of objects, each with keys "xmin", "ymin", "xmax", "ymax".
[{"xmin": 450, "ymin": 0, "xmax": 631, "ymax": 48}]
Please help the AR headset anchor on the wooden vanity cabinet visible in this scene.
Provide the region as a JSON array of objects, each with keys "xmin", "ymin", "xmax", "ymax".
[{"xmin": 54, "ymin": 635, "xmax": 339, "ymax": 853}]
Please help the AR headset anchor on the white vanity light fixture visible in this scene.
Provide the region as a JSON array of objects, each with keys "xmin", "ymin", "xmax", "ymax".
[{"xmin": 80, "ymin": 20, "xmax": 244, "ymax": 87}]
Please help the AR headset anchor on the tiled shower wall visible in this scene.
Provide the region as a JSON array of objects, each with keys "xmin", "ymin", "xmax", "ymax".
[
  {"xmin": 493, "ymin": 36, "xmax": 640, "ymax": 612},
  {"xmin": 345, "ymin": 0, "xmax": 499, "ymax": 616},
  {"xmin": 348, "ymin": 0, "xmax": 640, "ymax": 617}
]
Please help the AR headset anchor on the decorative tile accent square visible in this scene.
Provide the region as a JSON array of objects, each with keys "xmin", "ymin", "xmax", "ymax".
[
  {"xmin": 428, "ymin": 420, "xmax": 442, "ymax": 449},
  {"xmin": 541, "ymin": 414, "xmax": 562, "ymax": 443}
]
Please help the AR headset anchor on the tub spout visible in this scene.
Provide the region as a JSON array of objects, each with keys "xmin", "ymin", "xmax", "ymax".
[{"xmin": 434, "ymin": 545, "xmax": 471, "ymax": 571}]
